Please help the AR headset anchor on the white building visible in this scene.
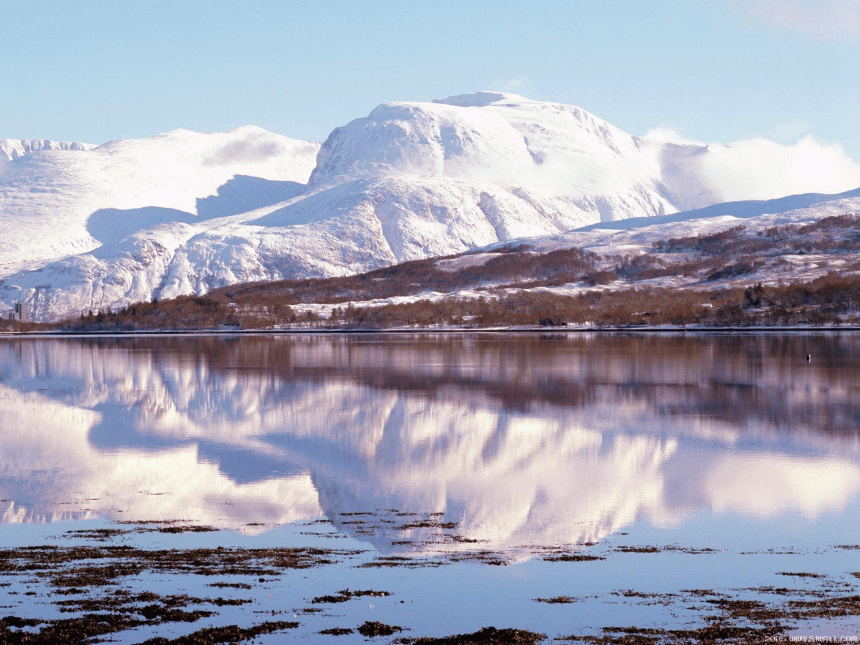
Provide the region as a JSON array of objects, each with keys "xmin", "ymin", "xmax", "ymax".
[{"xmin": 8, "ymin": 303, "xmax": 29, "ymax": 322}]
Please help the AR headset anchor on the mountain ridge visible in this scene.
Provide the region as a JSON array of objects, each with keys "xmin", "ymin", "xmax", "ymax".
[{"xmin": 0, "ymin": 138, "xmax": 96, "ymax": 162}]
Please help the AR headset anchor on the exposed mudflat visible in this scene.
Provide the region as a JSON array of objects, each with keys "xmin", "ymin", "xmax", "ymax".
[{"xmin": 1, "ymin": 520, "xmax": 859, "ymax": 644}]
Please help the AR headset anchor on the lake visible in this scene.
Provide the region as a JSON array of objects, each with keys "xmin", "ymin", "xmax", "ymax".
[{"xmin": 1, "ymin": 332, "xmax": 859, "ymax": 643}]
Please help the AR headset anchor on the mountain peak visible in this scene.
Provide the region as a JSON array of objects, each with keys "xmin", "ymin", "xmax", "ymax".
[{"xmin": 310, "ymin": 90, "xmax": 648, "ymax": 191}]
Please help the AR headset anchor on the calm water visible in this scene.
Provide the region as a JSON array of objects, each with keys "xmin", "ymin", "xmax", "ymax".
[{"xmin": 1, "ymin": 333, "xmax": 859, "ymax": 641}]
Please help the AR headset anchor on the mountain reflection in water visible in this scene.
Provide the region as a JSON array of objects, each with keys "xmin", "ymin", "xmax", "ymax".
[{"xmin": 1, "ymin": 333, "xmax": 858, "ymax": 553}]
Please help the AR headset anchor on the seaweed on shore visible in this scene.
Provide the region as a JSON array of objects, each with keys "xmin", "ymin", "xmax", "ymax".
[
  {"xmin": 312, "ymin": 588, "xmax": 392, "ymax": 603},
  {"xmin": 138, "ymin": 621, "xmax": 299, "ymax": 644},
  {"xmin": 0, "ymin": 542, "xmax": 353, "ymax": 644},
  {"xmin": 401, "ymin": 626, "xmax": 545, "ymax": 644},
  {"xmin": 358, "ymin": 621, "xmax": 403, "ymax": 637}
]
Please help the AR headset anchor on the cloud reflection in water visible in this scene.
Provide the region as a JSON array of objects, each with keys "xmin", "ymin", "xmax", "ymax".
[{"xmin": 0, "ymin": 333, "xmax": 858, "ymax": 552}]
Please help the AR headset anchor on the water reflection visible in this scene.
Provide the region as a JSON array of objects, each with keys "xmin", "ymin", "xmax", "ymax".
[{"xmin": 1, "ymin": 334, "xmax": 859, "ymax": 551}]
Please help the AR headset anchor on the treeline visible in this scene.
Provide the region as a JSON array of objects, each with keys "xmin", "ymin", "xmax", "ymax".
[
  {"xmin": 654, "ymin": 213, "xmax": 860, "ymax": 256},
  {"xmin": 328, "ymin": 273, "xmax": 860, "ymax": 328},
  {"xmin": 50, "ymin": 272, "xmax": 860, "ymax": 331},
  {"xmin": 61, "ymin": 295, "xmax": 302, "ymax": 332},
  {"xmin": 0, "ymin": 319, "xmax": 45, "ymax": 333}
]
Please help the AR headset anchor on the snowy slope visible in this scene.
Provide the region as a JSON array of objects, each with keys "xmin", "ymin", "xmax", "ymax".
[
  {"xmin": 525, "ymin": 195, "xmax": 860, "ymax": 257},
  {"xmin": 3, "ymin": 91, "xmax": 860, "ymax": 321},
  {"xmin": 574, "ymin": 186, "xmax": 860, "ymax": 233},
  {"xmin": 0, "ymin": 139, "xmax": 96, "ymax": 161},
  {"xmin": 0, "ymin": 127, "xmax": 320, "ymax": 274},
  {"xmin": 310, "ymin": 92, "xmax": 681, "ymax": 222}
]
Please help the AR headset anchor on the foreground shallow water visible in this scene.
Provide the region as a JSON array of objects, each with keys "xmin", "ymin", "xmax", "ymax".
[{"xmin": 1, "ymin": 332, "xmax": 859, "ymax": 643}]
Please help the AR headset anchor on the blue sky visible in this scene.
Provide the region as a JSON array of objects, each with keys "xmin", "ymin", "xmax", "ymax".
[{"xmin": 2, "ymin": 0, "xmax": 858, "ymax": 159}]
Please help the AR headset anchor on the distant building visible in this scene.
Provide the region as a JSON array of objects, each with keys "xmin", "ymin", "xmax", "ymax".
[{"xmin": 8, "ymin": 303, "xmax": 29, "ymax": 323}]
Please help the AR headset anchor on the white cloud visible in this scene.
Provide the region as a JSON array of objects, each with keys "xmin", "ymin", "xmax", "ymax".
[
  {"xmin": 486, "ymin": 76, "xmax": 534, "ymax": 95},
  {"xmin": 702, "ymin": 135, "xmax": 860, "ymax": 200},
  {"xmin": 502, "ymin": 76, "xmax": 531, "ymax": 92},
  {"xmin": 646, "ymin": 126, "xmax": 860, "ymax": 201},
  {"xmin": 722, "ymin": 0, "xmax": 860, "ymax": 39}
]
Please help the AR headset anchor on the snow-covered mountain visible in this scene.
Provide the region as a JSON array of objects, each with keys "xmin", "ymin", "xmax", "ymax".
[{"xmin": 2, "ymin": 91, "xmax": 859, "ymax": 321}]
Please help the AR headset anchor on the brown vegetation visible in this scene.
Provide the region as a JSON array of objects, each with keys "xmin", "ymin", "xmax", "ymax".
[
  {"xmin": 316, "ymin": 273, "xmax": 860, "ymax": 329},
  {"xmin": 654, "ymin": 214, "xmax": 860, "ymax": 256},
  {"xmin": 34, "ymin": 271, "xmax": 860, "ymax": 331},
  {"xmin": 406, "ymin": 627, "xmax": 546, "ymax": 644}
]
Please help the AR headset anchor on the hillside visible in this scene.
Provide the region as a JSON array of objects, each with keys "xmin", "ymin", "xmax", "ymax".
[
  {"xmin": 28, "ymin": 193, "xmax": 858, "ymax": 332},
  {"xmin": 2, "ymin": 92, "xmax": 860, "ymax": 322}
]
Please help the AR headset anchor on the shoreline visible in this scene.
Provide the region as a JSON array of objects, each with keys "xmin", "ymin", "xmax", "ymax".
[{"xmin": 2, "ymin": 324, "xmax": 860, "ymax": 338}]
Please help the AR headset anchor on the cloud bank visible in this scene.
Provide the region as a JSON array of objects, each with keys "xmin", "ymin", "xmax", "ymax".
[{"xmin": 645, "ymin": 128, "xmax": 860, "ymax": 201}]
